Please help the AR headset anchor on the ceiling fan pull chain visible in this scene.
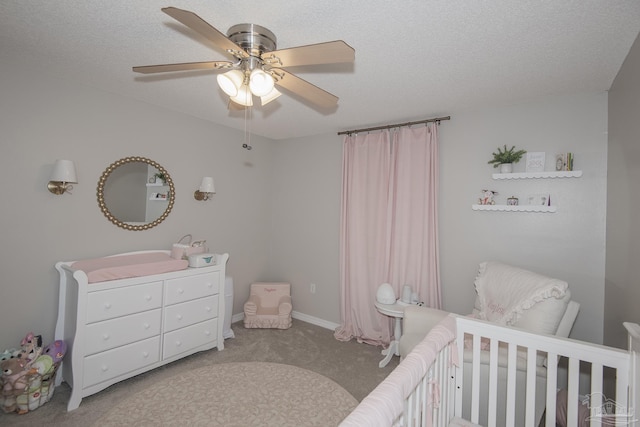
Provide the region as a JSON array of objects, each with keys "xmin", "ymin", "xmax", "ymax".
[{"xmin": 242, "ymin": 105, "xmax": 253, "ymax": 150}]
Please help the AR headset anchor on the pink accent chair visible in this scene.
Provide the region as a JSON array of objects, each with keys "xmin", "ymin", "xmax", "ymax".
[{"xmin": 243, "ymin": 282, "xmax": 292, "ymax": 329}]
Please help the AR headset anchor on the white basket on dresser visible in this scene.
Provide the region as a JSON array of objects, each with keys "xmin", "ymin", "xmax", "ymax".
[{"xmin": 53, "ymin": 250, "xmax": 229, "ymax": 411}]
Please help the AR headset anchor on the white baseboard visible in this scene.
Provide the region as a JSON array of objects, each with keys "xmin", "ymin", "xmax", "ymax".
[
  {"xmin": 231, "ymin": 312, "xmax": 244, "ymax": 324},
  {"xmin": 291, "ymin": 311, "xmax": 340, "ymax": 331},
  {"xmin": 230, "ymin": 311, "xmax": 339, "ymax": 331}
]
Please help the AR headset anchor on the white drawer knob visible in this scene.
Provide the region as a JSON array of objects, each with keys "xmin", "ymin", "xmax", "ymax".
[
  {"xmin": 177, "ymin": 288, "xmax": 184, "ymax": 294},
  {"xmin": 206, "ymin": 282, "xmax": 213, "ymax": 288},
  {"xmin": 205, "ymin": 306, "xmax": 211, "ymax": 312},
  {"xmin": 101, "ymin": 365, "xmax": 109, "ymax": 372},
  {"xmin": 104, "ymin": 302, "xmax": 112, "ymax": 310},
  {"xmin": 143, "ymin": 323, "xmax": 150, "ymax": 329},
  {"xmin": 175, "ymin": 340, "xmax": 182, "ymax": 347},
  {"xmin": 102, "ymin": 333, "xmax": 110, "ymax": 340},
  {"xmin": 204, "ymin": 330, "xmax": 211, "ymax": 336},
  {"xmin": 176, "ymin": 314, "xmax": 183, "ymax": 320},
  {"xmin": 145, "ymin": 295, "xmax": 152, "ymax": 301},
  {"xmin": 142, "ymin": 351, "xmax": 149, "ymax": 358}
]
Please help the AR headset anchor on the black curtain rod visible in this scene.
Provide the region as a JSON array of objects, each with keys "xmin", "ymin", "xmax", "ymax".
[{"xmin": 337, "ymin": 116, "xmax": 451, "ymax": 136}]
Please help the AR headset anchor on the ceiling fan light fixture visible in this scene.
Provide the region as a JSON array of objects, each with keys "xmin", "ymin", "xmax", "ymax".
[
  {"xmin": 230, "ymin": 84, "xmax": 253, "ymax": 107},
  {"xmin": 217, "ymin": 70, "xmax": 244, "ymax": 97},
  {"xmin": 249, "ymin": 68, "xmax": 275, "ymax": 97},
  {"xmin": 260, "ymin": 87, "xmax": 282, "ymax": 106}
]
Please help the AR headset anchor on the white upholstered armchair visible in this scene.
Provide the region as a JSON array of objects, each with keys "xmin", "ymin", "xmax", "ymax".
[
  {"xmin": 400, "ymin": 262, "xmax": 579, "ymax": 356},
  {"xmin": 243, "ymin": 282, "xmax": 293, "ymax": 329}
]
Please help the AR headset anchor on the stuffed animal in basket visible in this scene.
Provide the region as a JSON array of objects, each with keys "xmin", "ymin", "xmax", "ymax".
[
  {"xmin": 1, "ymin": 358, "xmax": 36, "ymax": 396},
  {"xmin": 42, "ymin": 340, "xmax": 66, "ymax": 365},
  {"xmin": 17, "ymin": 333, "xmax": 43, "ymax": 367},
  {"xmin": 31, "ymin": 340, "xmax": 66, "ymax": 376}
]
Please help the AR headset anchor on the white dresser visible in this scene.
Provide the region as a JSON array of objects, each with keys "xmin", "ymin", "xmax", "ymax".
[{"xmin": 54, "ymin": 251, "xmax": 229, "ymax": 411}]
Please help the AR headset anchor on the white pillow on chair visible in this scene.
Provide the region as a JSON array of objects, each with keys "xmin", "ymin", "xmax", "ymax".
[
  {"xmin": 513, "ymin": 290, "xmax": 571, "ymax": 335},
  {"xmin": 474, "ymin": 292, "xmax": 571, "ymax": 336},
  {"xmin": 473, "ymin": 262, "xmax": 571, "ymax": 336}
]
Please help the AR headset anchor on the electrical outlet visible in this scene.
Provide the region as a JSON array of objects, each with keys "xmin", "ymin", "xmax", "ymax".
[{"xmin": 310, "ymin": 283, "xmax": 317, "ymax": 294}]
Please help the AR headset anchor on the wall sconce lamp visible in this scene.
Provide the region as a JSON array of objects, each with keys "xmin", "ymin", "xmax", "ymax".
[
  {"xmin": 194, "ymin": 177, "xmax": 215, "ymax": 201},
  {"xmin": 48, "ymin": 159, "xmax": 78, "ymax": 195}
]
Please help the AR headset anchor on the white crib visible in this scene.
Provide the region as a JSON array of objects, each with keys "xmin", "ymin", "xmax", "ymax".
[{"xmin": 341, "ymin": 315, "xmax": 640, "ymax": 427}]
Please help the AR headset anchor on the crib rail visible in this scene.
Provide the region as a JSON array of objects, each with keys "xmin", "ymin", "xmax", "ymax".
[
  {"xmin": 340, "ymin": 315, "xmax": 640, "ymax": 427},
  {"xmin": 340, "ymin": 316, "xmax": 457, "ymax": 427},
  {"xmin": 456, "ymin": 316, "xmax": 632, "ymax": 427}
]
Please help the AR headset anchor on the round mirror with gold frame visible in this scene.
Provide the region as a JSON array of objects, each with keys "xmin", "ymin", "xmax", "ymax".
[{"xmin": 97, "ymin": 156, "xmax": 175, "ymax": 231}]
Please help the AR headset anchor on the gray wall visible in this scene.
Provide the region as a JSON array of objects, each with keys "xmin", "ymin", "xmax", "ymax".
[
  {"xmin": 269, "ymin": 93, "xmax": 608, "ymax": 343},
  {"xmin": 0, "ymin": 53, "xmax": 610, "ymax": 348},
  {"xmin": 605, "ymin": 33, "xmax": 640, "ymax": 349},
  {"xmin": 0, "ymin": 59, "xmax": 274, "ymax": 347}
]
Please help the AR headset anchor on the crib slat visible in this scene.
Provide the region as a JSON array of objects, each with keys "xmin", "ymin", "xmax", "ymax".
[
  {"xmin": 455, "ymin": 334, "xmax": 464, "ymax": 421},
  {"xmin": 524, "ymin": 347, "xmax": 537, "ymax": 427},
  {"xmin": 590, "ymin": 363, "xmax": 604, "ymax": 427},
  {"xmin": 545, "ymin": 352, "xmax": 558, "ymax": 427},
  {"xmin": 505, "ymin": 342, "xmax": 517, "ymax": 425},
  {"xmin": 470, "ymin": 334, "xmax": 481, "ymax": 423},
  {"xmin": 566, "ymin": 357, "xmax": 580, "ymax": 426},
  {"xmin": 487, "ymin": 338, "xmax": 499, "ymax": 426},
  {"xmin": 616, "ymin": 371, "xmax": 630, "ymax": 427},
  {"xmin": 435, "ymin": 345, "xmax": 448, "ymax": 426}
]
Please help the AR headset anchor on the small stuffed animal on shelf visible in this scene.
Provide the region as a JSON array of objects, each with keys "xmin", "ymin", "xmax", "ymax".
[{"xmin": 479, "ymin": 189, "xmax": 498, "ymax": 205}]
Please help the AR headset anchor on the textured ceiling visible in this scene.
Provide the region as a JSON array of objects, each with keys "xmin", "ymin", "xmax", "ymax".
[{"xmin": 1, "ymin": 1, "xmax": 639, "ymax": 140}]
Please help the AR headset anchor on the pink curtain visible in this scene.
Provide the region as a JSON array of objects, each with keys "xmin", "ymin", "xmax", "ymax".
[{"xmin": 334, "ymin": 124, "xmax": 441, "ymax": 346}]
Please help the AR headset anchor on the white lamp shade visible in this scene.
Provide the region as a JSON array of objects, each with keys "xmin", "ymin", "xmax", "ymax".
[
  {"xmin": 50, "ymin": 159, "xmax": 77, "ymax": 183},
  {"xmin": 199, "ymin": 177, "xmax": 215, "ymax": 193},
  {"xmin": 249, "ymin": 69, "xmax": 275, "ymax": 96},
  {"xmin": 217, "ymin": 70, "xmax": 244, "ymax": 97},
  {"xmin": 376, "ymin": 283, "xmax": 396, "ymax": 304},
  {"xmin": 230, "ymin": 84, "xmax": 253, "ymax": 106},
  {"xmin": 260, "ymin": 87, "xmax": 282, "ymax": 106}
]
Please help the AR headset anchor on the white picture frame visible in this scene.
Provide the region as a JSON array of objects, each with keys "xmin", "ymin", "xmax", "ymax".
[
  {"xmin": 527, "ymin": 193, "xmax": 550, "ymax": 206},
  {"xmin": 525, "ymin": 152, "xmax": 546, "ymax": 172}
]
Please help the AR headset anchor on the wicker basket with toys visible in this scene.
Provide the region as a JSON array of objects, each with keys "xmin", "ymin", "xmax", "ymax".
[{"xmin": 1, "ymin": 332, "xmax": 66, "ymax": 414}]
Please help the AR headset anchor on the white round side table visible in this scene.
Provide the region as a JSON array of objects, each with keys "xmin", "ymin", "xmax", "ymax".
[{"xmin": 374, "ymin": 300, "xmax": 407, "ymax": 368}]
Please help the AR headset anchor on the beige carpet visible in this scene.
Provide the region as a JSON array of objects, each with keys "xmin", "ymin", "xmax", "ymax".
[{"xmin": 92, "ymin": 362, "xmax": 358, "ymax": 427}]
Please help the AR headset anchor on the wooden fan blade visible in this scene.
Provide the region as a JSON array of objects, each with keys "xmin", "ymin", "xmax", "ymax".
[
  {"xmin": 161, "ymin": 7, "xmax": 248, "ymax": 59},
  {"xmin": 133, "ymin": 61, "xmax": 234, "ymax": 74},
  {"xmin": 262, "ymin": 40, "xmax": 354, "ymax": 68},
  {"xmin": 273, "ymin": 69, "xmax": 338, "ymax": 108}
]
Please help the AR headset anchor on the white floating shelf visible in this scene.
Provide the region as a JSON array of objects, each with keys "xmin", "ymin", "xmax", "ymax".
[
  {"xmin": 146, "ymin": 182, "xmax": 166, "ymax": 187},
  {"xmin": 492, "ymin": 171, "xmax": 582, "ymax": 180},
  {"xmin": 472, "ymin": 204, "xmax": 557, "ymax": 213}
]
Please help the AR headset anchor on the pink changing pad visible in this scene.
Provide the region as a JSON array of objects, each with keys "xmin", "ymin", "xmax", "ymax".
[{"xmin": 71, "ymin": 252, "xmax": 189, "ymax": 283}]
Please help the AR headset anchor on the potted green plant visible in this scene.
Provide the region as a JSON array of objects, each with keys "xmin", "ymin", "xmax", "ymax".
[
  {"xmin": 488, "ymin": 145, "xmax": 527, "ymax": 173},
  {"xmin": 153, "ymin": 172, "xmax": 167, "ymax": 185}
]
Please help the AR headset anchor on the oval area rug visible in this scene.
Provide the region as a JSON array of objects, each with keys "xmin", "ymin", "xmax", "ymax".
[{"xmin": 93, "ymin": 362, "xmax": 358, "ymax": 427}]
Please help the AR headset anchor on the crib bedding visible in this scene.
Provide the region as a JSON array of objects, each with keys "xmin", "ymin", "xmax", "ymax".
[{"xmin": 70, "ymin": 252, "xmax": 188, "ymax": 283}]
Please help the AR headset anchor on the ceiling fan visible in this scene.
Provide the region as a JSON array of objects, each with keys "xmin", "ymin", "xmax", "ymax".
[{"xmin": 133, "ymin": 7, "xmax": 355, "ymax": 109}]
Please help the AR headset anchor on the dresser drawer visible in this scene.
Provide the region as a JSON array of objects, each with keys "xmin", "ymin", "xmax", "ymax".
[
  {"xmin": 86, "ymin": 282, "xmax": 163, "ymax": 323},
  {"xmin": 85, "ymin": 309, "xmax": 161, "ymax": 355},
  {"xmin": 163, "ymin": 318, "xmax": 217, "ymax": 359},
  {"xmin": 164, "ymin": 296, "xmax": 218, "ymax": 333},
  {"xmin": 165, "ymin": 272, "xmax": 220, "ymax": 305},
  {"xmin": 83, "ymin": 336, "xmax": 160, "ymax": 388}
]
